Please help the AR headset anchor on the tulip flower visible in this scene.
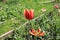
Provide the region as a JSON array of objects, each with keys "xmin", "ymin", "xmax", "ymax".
[
  {"xmin": 29, "ymin": 28, "xmax": 45, "ymax": 37},
  {"xmin": 29, "ymin": 28, "xmax": 37, "ymax": 36},
  {"xmin": 36, "ymin": 28, "xmax": 45, "ymax": 36},
  {"xmin": 58, "ymin": 9, "xmax": 60, "ymax": 12},
  {"xmin": 38, "ymin": 31, "xmax": 45, "ymax": 36},
  {"xmin": 36, "ymin": 28, "xmax": 41, "ymax": 34},
  {"xmin": 24, "ymin": 9, "xmax": 34, "ymax": 20},
  {"xmin": 37, "ymin": 28, "xmax": 41, "ymax": 32},
  {"xmin": 41, "ymin": 8, "xmax": 46, "ymax": 12},
  {"xmin": 54, "ymin": 5, "xmax": 59, "ymax": 9}
]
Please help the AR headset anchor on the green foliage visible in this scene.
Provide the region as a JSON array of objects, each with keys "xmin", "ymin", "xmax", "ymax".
[
  {"xmin": 0, "ymin": 0, "xmax": 60, "ymax": 40},
  {"xmin": 11, "ymin": 10, "xmax": 60, "ymax": 40}
]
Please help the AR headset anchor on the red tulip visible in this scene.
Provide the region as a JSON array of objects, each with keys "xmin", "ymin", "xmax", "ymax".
[
  {"xmin": 36, "ymin": 28, "xmax": 41, "ymax": 34},
  {"xmin": 36, "ymin": 28, "xmax": 41, "ymax": 33},
  {"xmin": 29, "ymin": 28, "xmax": 45, "ymax": 37},
  {"xmin": 29, "ymin": 28, "xmax": 37, "ymax": 36},
  {"xmin": 54, "ymin": 5, "xmax": 59, "ymax": 9},
  {"xmin": 24, "ymin": 9, "xmax": 34, "ymax": 20},
  {"xmin": 30, "ymin": 28, "xmax": 35, "ymax": 33},
  {"xmin": 36, "ymin": 28, "xmax": 45, "ymax": 36},
  {"xmin": 38, "ymin": 32, "xmax": 45, "ymax": 36}
]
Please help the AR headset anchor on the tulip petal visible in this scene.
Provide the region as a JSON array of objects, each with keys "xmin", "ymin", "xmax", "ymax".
[
  {"xmin": 41, "ymin": 8, "xmax": 46, "ymax": 12},
  {"xmin": 37, "ymin": 28, "xmax": 41, "ymax": 33},
  {"xmin": 54, "ymin": 5, "xmax": 59, "ymax": 9},
  {"xmin": 29, "ymin": 9, "xmax": 34, "ymax": 19},
  {"xmin": 38, "ymin": 32, "xmax": 45, "ymax": 36},
  {"xmin": 24, "ymin": 9, "xmax": 34, "ymax": 20},
  {"xmin": 58, "ymin": 9, "xmax": 60, "ymax": 12},
  {"xmin": 24, "ymin": 9, "xmax": 30, "ymax": 19}
]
